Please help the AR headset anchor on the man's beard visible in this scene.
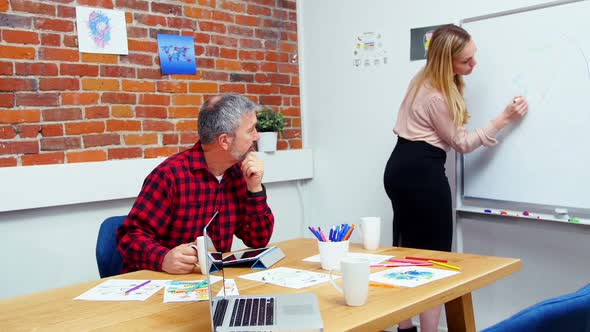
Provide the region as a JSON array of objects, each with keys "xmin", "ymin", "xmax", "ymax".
[{"xmin": 230, "ymin": 143, "xmax": 253, "ymax": 161}]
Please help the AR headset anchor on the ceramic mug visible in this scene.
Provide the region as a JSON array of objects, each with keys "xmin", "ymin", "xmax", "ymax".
[
  {"xmin": 317, "ymin": 240, "xmax": 349, "ymax": 271},
  {"xmin": 329, "ymin": 257, "xmax": 370, "ymax": 306},
  {"xmin": 358, "ymin": 217, "xmax": 381, "ymax": 250}
]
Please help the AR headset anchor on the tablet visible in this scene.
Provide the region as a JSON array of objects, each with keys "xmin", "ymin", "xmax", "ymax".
[{"xmin": 222, "ymin": 247, "xmax": 274, "ymax": 266}]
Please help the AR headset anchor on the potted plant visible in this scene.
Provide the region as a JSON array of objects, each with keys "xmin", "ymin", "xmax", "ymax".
[{"xmin": 256, "ymin": 106, "xmax": 286, "ymax": 152}]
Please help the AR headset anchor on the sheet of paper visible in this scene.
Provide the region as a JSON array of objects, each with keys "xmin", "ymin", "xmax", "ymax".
[
  {"xmin": 74, "ymin": 279, "xmax": 168, "ymax": 301},
  {"xmin": 216, "ymin": 278, "xmax": 239, "ymax": 297},
  {"xmin": 370, "ymin": 266, "xmax": 459, "ymax": 288},
  {"xmin": 239, "ymin": 267, "xmax": 337, "ymax": 289},
  {"xmin": 164, "ymin": 280, "xmax": 209, "ymax": 303},
  {"xmin": 303, "ymin": 252, "xmax": 393, "ymax": 265}
]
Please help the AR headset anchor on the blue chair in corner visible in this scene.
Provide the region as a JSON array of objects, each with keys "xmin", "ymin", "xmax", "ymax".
[
  {"xmin": 96, "ymin": 215, "xmax": 126, "ymax": 278},
  {"xmin": 482, "ymin": 283, "xmax": 590, "ymax": 332}
]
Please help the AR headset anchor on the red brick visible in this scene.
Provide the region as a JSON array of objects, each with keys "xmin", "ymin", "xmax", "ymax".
[
  {"xmin": 180, "ymin": 132, "xmax": 198, "ymax": 144},
  {"xmin": 35, "ymin": 18, "xmax": 74, "ymax": 32},
  {"xmin": 135, "ymin": 106, "xmax": 167, "ymax": 118},
  {"xmin": 198, "ymin": 21, "xmax": 226, "ymax": 34},
  {"xmin": 0, "ymin": 45, "xmax": 35, "ymax": 59},
  {"xmin": 157, "ymin": 81, "xmax": 187, "ymax": 93},
  {"xmin": 0, "ymin": 93, "xmax": 14, "ymax": 107},
  {"xmin": 128, "ymin": 39, "xmax": 158, "ymax": 53},
  {"xmin": 85, "ymin": 106, "xmax": 110, "ymax": 119},
  {"xmin": 122, "ymin": 80, "xmax": 155, "ymax": 92},
  {"xmin": 176, "ymin": 120, "xmax": 198, "ymax": 131},
  {"xmin": 42, "ymin": 108, "xmax": 82, "ymax": 121},
  {"xmin": 108, "ymin": 147, "xmax": 142, "ymax": 160},
  {"xmin": 139, "ymin": 94, "xmax": 170, "ymax": 106},
  {"xmin": 137, "ymin": 68, "xmax": 162, "ymax": 79},
  {"xmin": 111, "ymin": 105, "xmax": 133, "ymax": 118},
  {"xmin": 15, "ymin": 63, "xmax": 58, "ymax": 76},
  {"xmin": 240, "ymin": 39, "xmax": 262, "ymax": 49},
  {"xmin": 247, "ymin": 4, "xmax": 271, "ymax": 16},
  {"xmin": 0, "ymin": 125, "xmax": 16, "ymax": 139},
  {"xmin": 100, "ymin": 65, "xmax": 136, "ymax": 78},
  {"xmin": 281, "ymin": 129, "xmax": 301, "ymax": 139},
  {"xmin": 256, "ymin": 73, "xmax": 289, "ymax": 84},
  {"xmin": 77, "ymin": 0, "xmax": 114, "ymax": 8},
  {"xmin": 0, "ymin": 110, "xmax": 40, "ymax": 125},
  {"xmin": 236, "ymin": 15, "xmax": 258, "ymax": 27},
  {"xmin": 185, "ymin": 7, "xmax": 212, "ymax": 19},
  {"xmin": 134, "ymin": 13, "xmax": 167, "ymax": 27},
  {"xmin": 198, "ymin": 0, "xmax": 216, "ymax": 7},
  {"xmin": 282, "ymin": 107, "xmax": 300, "ymax": 117},
  {"xmin": 168, "ymin": 107, "xmax": 196, "ymax": 118},
  {"xmin": 40, "ymin": 124, "xmax": 63, "ymax": 137},
  {"xmin": 11, "ymin": 0, "xmax": 56, "ymax": 16},
  {"xmin": 17, "ymin": 124, "xmax": 40, "ymax": 138},
  {"xmin": 211, "ymin": 35, "xmax": 238, "ymax": 48},
  {"xmin": 242, "ymin": 62, "xmax": 259, "ymax": 72},
  {"xmin": 124, "ymin": 133, "xmax": 158, "ymax": 145},
  {"xmin": 60, "ymin": 64, "xmax": 99, "ymax": 77},
  {"xmin": 61, "ymin": 92, "xmax": 99, "ymax": 105},
  {"xmin": 41, "ymin": 34, "xmax": 61, "ymax": 46},
  {"xmin": 63, "ymin": 35, "xmax": 78, "ymax": 48},
  {"xmin": 220, "ymin": 48, "xmax": 238, "ymax": 59},
  {"xmin": 145, "ymin": 146, "xmax": 178, "ymax": 158},
  {"xmin": 41, "ymin": 137, "xmax": 80, "ymax": 151},
  {"xmin": 83, "ymin": 134, "xmax": 121, "ymax": 147},
  {"xmin": 2, "ymin": 30, "xmax": 40, "ymax": 44},
  {"xmin": 246, "ymin": 84, "xmax": 279, "ymax": 94},
  {"xmin": 65, "ymin": 121, "xmax": 105, "ymax": 135},
  {"xmin": 259, "ymin": 95, "xmax": 282, "ymax": 106},
  {"xmin": 172, "ymin": 94, "xmax": 202, "ymax": 106},
  {"xmin": 67, "ymin": 150, "xmax": 107, "ymax": 163},
  {"xmin": 220, "ymin": 83, "xmax": 245, "ymax": 93},
  {"xmin": 0, "ymin": 141, "xmax": 38, "ymax": 154},
  {"xmin": 0, "ymin": 62, "xmax": 13, "ymax": 75},
  {"xmin": 151, "ymin": 2, "xmax": 181, "ymax": 15},
  {"xmin": 120, "ymin": 53, "xmax": 153, "ymax": 66},
  {"xmin": 229, "ymin": 73, "xmax": 254, "ymax": 82},
  {"xmin": 81, "ymin": 53, "xmax": 118, "ymax": 64},
  {"xmin": 0, "ymin": 0, "xmax": 8, "ymax": 12},
  {"xmin": 127, "ymin": 27, "xmax": 148, "ymax": 38},
  {"xmin": 117, "ymin": 0, "xmax": 149, "ymax": 11},
  {"xmin": 39, "ymin": 47, "xmax": 79, "ymax": 61},
  {"xmin": 194, "ymin": 32, "xmax": 210, "ymax": 44},
  {"xmin": 221, "ymin": 1, "xmax": 245, "ymax": 12},
  {"xmin": 82, "ymin": 78, "xmax": 119, "ymax": 91},
  {"xmin": 0, "ymin": 78, "xmax": 36, "ymax": 92},
  {"xmin": 280, "ymin": 85, "xmax": 299, "ymax": 95},
  {"xmin": 276, "ymin": 140, "xmax": 288, "ymax": 150},
  {"xmin": 106, "ymin": 119, "xmax": 141, "ymax": 132},
  {"xmin": 162, "ymin": 133, "xmax": 178, "ymax": 145},
  {"xmin": 22, "ymin": 152, "xmax": 65, "ymax": 166},
  {"xmin": 101, "ymin": 93, "xmax": 136, "ymax": 104},
  {"xmin": 167, "ymin": 17, "xmax": 196, "ymax": 30},
  {"xmin": 0, "ymin": 157, "xmax": 17, "ymax": 167},
  {"xmin": 16, "ymin": 93, "xmax": 59, "ymax": 106},
  {"xmin": 143, "ymin": 120, "xmax": 174, "ymax": 131},
  {"xmin": 0, "ymin": 13, "xmax": 33, "ymax": 28},
  {"xmin": 265, "ymin": 51, "xmax": 289, "ymax": 62},
  {"xmin": 261, "ymin": 63, "xmax": 277, "ymax": 72},
  {"xmin": 39, "ymin": 77, "xmax": 80, "ymax": 91},
  {"xmin": 57, "ymin": 5, "xmax": 75, "ymax": 18}
]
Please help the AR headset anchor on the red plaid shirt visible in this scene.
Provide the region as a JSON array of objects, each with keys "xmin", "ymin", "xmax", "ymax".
[{"xmin": 117, "ymin": 142, "xmax": 274, "ymax": 273}]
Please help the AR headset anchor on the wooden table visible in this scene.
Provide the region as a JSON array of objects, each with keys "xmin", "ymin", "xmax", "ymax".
[{"xmin": 0, "ymin": 238, "xmax": 520, "ymax": 331}]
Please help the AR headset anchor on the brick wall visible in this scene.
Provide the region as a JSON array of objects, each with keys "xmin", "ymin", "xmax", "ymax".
[{"xmin": 0, "ymin": 0, "xmax": 301, "ymax": 167}]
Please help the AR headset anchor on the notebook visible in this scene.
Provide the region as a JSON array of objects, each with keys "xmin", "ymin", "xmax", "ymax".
[{"xmin": 202, "ymin": 213, "xmax": 324, "ymax": 332}]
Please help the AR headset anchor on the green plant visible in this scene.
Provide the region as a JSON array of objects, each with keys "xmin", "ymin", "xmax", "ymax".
[{"xmin": 256, "ymin": 106, "xmax": 286, "ymax": 133}]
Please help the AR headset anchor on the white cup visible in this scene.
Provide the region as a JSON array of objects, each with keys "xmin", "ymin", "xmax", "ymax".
[
  {"xmin": 190, "ymin": 236, "xmax": 207, "ymax": 275},
  {"xmin": 359, "ymin": 217, "xmax": 381, "ymax": 250},
  {"xmin": 329, "ymin": 257, "xmax": 370, "ymax": 306},
  {"xmin": 317, "ymin": 240, "xmax": 349, "ymax": 271}
]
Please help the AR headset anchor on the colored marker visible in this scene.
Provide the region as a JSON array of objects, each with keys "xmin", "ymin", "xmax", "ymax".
[
  {"xmin": 568, "ymin": 218, "xmax": 580, "ymax": 223},
  {"xmin": 484, "ymin": 209, "xmax": 492, "ymax": 213},
  {"xmin": 428, "ymin": 260, "xmax": 461, "ymax": 271},
  {"xmin": 369, "ymin": 282, "xmax": 397, "ymax": 288},
  {"xmin": 523, "ymin": 211, "xmax": 530, "ymax": 216},
  {"xmin": 500, "ymin": 210, "xmax": 508, "ymax": 215},
  {"xmin": 125, "ymin": 280, "xmax": 151, "ymax": 295},
  {"xmin": 404, "ymin": 256, "xmax": 448, "ymax": 263}
]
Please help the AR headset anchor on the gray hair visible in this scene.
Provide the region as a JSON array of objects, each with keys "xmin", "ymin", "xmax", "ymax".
[{"xmin": 198, "ymin": 93, "xmax": 260, "ymax": 144}]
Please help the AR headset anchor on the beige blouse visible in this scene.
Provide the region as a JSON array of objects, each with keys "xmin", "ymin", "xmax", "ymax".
[{"xmin": 393, "ymin": 80, "xmax": 499, "ymax": 153}]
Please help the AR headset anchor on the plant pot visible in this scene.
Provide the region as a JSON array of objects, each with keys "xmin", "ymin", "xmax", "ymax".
[{"xmin": 257, "ymin": 132, "xmax": 278, "ymax": 152}]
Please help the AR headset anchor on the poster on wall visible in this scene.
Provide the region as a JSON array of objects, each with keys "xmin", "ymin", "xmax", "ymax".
[
  {"xmin": 352, "ymin": 32, "xmax": 388, "ymax": 68},
  {"xmin": 75, "ymin": 6, "xmax": 128, "ymax": 55},
  {"xmin": 410, "ymin": 24, "xmax": 446, "ymax": 61},
  {"xmin": 157, "ymin": 34, "xmax": 197, "ymax": 75}
]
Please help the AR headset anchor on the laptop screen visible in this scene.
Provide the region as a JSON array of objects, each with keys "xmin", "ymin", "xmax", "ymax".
[{"xmin": 202, "ymin": 211, "xmax": 226, "ymax": 331}]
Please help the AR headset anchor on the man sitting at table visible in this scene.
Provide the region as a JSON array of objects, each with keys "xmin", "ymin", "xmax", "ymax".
[{"xmin": 117, "ymin": 93, "xmax": 275, "ymax": 274}]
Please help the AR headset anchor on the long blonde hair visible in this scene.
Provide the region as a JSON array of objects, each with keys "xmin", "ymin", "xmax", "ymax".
[{"xmin": 411, "ymin": 24, "xmax": 471, "ymax": 126}]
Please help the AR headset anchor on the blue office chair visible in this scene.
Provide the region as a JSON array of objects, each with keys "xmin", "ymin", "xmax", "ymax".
[
  {"xmin": 482, "ymin": 283, "xmax": 590, "ymax": 332},
  {"xmin": 96, "ymin": 215, "xmax": 126, "ymax": 278}
]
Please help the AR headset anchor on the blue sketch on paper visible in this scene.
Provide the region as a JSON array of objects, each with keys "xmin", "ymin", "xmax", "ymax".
[
  {"xmin": 157, "ymin": 34, "xmax": 197, "ymax": 75},
  {"xmin": 384, "ymin": 269, "xmax": 434, "ymax": 282},
  {"xmin": 87, "ymin": 10, "xmax": 111, "ymax": 48}
]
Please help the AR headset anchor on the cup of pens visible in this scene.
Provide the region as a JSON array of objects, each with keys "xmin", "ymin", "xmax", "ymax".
[{"xmin": 309, "ymin": 224, "xmax": 354, "ymax": 271}]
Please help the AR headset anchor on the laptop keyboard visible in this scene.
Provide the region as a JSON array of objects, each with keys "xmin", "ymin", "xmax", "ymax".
[
  {"xmin": 228, "ymin": 297, "xmax": 275, "ymax": 327},
  {"xmin": 213, "ymin": 298, "xmax": 229, "ymax": 328}
]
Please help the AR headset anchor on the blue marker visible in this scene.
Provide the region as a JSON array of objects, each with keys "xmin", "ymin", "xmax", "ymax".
[{"xmin": 484, "ymin": 209, "xmax": 492, "ymax": 213}]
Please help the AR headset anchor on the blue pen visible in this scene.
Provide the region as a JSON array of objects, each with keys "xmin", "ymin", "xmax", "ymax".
[
  {"xmin": 339, "ymin": 224, "xmax": 349, "ymax": 241},
  {"xmin": 308, "ymin": 226, "xmax": 322, "ymax": 241}
]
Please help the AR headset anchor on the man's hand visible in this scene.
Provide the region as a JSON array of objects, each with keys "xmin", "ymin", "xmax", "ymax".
[
  {"xmin": 162, "ymin": 244, "xmax": 198, "ymax": 274},
  {"xmin": 241, "ymin": 152, "xmax": 264, "ymax": 193}
]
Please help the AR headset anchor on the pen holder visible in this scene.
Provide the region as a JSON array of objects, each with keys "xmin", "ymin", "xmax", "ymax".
[{"xmin": 317, "ymin": 240, "xmax": 349, "ymax": 271}]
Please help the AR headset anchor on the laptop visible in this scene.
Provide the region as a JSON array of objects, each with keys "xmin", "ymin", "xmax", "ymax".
[{"xmin": 202, "ymin": 213, "xmax": 324, "ymax": 332}]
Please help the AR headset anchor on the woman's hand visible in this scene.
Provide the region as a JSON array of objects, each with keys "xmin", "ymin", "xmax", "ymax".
[{"xmin": 492, "ymin": 96, "xmax": 529, "ymax": 129}]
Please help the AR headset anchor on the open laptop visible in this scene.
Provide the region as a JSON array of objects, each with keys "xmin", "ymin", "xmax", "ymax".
[{"xmin": 202, "ymin": 213, "xmax": 324, "ymax": 332}]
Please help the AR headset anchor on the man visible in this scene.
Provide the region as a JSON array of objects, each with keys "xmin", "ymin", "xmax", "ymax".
[{"xmin": 117, "ymin": 93, "xmax": 275, "ymax": 274}]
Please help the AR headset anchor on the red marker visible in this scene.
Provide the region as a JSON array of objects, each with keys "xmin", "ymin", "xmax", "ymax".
[
  {"xmin": 404, "ymin": 256, "xmax": 448, "ymax": 263},
  {"xmin": 500, "ymin": 210, "xmax": 508, "ymax": 215}
]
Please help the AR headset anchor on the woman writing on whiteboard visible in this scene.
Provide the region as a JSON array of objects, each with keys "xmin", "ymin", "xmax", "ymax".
[{"xmin": 383, "ymin": 24, "xmax": 528, "ymax": 332}]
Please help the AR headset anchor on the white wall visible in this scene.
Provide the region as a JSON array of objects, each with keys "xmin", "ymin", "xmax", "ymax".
[{"xmin": 299, "ymin": 0, "xmax": 590, "ymax": 330}]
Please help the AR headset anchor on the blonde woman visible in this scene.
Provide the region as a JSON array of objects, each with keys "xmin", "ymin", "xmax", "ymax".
[{"xmin": 383, "ymin": 24, "xmax": 528, "ymax": 332}]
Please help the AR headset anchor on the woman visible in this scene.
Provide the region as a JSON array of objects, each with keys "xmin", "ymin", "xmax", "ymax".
[{"xmin": 383, "ymin": 24, "xmax": 528, "ymax": 332}]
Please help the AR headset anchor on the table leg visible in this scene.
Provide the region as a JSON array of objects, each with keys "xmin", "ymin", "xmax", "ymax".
[{"xmin": 445, "ymin": 292, "xmax": 476, "ymax": 332}]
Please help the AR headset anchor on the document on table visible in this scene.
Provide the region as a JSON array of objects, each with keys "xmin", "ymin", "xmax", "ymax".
[
  {"xmin": 239, "ymin": 267, "xmax": 337, "ymax": 289},
  {"xmin": 303, "ymin": 252, "xmax": 393, "ymax": 265},
  {"xmin": 163, "ymin": 276, "xmax": 224, "ymax": 303},
  {"xmin": 370, "ymin": 266, "xmax": 459, "ymax": 288},
  {"xmin": 74, "ymin": 279, "xmax": 169, "ymax": 301}
]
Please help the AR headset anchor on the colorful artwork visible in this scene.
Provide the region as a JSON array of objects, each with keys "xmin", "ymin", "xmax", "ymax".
[
  {"xmin": 352, "ymin": 31, "xmax": 388, "ymax": 68},
  {"xmin": 157, "ymin": 34, "xmax": 197, "ymax": 75},
  {"xmin": 410, "ymin": 24, "xmax": 446, "ymax": 61},
  {"xmin": 370, "ymin": 266, "xmax": 458, "ymax": 288},
  {"xmin": 76, "ymin": 6, "xmax": 128, "ymax": 55}
]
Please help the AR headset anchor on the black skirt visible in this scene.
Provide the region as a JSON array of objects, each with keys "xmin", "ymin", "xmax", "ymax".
[{"xmin": 383, "ymin": 136, "xmax": 452, "ymax": 252}]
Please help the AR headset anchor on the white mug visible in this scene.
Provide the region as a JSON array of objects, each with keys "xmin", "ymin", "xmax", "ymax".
[
  {"xmin": 329, "ymin": 257, "xmax": 370, "ymax": 306},
  {"xmin": 359, "ymin": 217, "xmax": 381, "ymax": 250},
  {"xmin": 317, "ymin": 240, "xmax": 349, "ymax": 271},
  {"xmin": 190, "ymin": 236, "xmax": 207, "ymax": 275}
]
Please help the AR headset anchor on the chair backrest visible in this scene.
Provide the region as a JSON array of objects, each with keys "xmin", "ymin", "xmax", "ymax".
[
  {"xmin": 96, "ymin": 215, "xmax": 126, "ymax": 278},
  {"xmin": 482, "ymin": 283, "xmax": 590, "ymax": 332}
]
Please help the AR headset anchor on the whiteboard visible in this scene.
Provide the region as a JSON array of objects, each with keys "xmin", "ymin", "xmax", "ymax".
[{"xmin": 460, "ymin": 0, "xmax": 590, "ymax": 210}]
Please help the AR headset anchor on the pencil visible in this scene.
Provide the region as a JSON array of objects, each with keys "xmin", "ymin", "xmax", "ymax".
[{"xmin": 428, "ymin": 260, "xmax": 461, "ymax": 271}]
